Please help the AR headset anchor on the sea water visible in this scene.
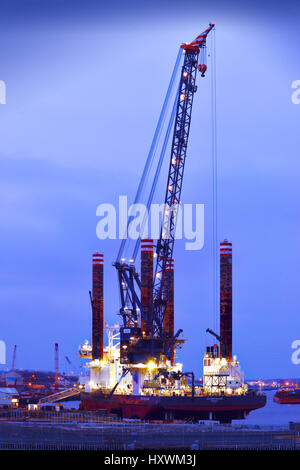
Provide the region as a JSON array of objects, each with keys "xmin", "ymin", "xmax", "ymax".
[{"xmin": 236, "ymin": 390, "xmax": 300, "ymax": 426}]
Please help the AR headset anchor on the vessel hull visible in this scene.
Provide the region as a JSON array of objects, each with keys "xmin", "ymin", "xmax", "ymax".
[
  {"xmin": 273, "ymin": 391, "xmax": 300, "ymax": 405},
  {"xmin": 81, "ymin": 392, "xmax": 266, "ymax": 423}
]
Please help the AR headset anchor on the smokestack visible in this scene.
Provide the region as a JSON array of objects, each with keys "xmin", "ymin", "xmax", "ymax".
[
  {"xmin": 141, "ymin": 239, "xmax": 153, "ymax": 335},
  {"xmin": 220, "ymin": 240, "xmax": 232, "ymax": 361},
  {"xmin": 92, "ymin": 252, "xmax": 104, "ymax": 360},
  {"xmin": 164, "ymin": 258, "xmax": 174, "ymax": 364}
]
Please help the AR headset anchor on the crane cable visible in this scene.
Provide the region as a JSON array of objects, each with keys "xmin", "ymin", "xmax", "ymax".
[
  {"xmin": 116, "ymin": 48, "xmax": 183, "ymax": 262},
  {"xmin": 121, "ymin": 93, "xmax": 179, "ymax": 311},
  {"xmin": 211, "ymin": 27, "xmax": 219, "ymax": 334},
  {"xmin": 131, "ymin": 88, "xmax": 179, "ymax": 262}
]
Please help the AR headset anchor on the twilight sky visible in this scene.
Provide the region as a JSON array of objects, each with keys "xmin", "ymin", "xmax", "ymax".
[{"xmin": 0, "ymin": 0, "xmax": 299, "ymax": 379}]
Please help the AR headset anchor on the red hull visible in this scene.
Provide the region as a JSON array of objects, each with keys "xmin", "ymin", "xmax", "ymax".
[
  {"xmin": 81, "ymin": 392, "xmax": 266, "ymax": 423},
  {"xmin": 274, "ymin": 390, "xmax": 300, "ymax": 405},
  {"xmin": 274, "ymin": 397, "xmax": 300, "ymax": 404}
]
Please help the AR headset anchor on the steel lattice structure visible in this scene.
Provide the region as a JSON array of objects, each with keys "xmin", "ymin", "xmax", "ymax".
[
  {"xmin": 152, "ymin": 48, "xmax": 200, "ymax": 335},
  {"xmin": 115, "ymin": 24, "xmax": 215, "ymax": 363}
]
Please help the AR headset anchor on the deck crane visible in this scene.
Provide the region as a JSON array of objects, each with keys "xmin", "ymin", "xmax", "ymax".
[
  {"xmin": 206, "ymin": 328, "xmax": 227, "ymax": 358},
  {"xmin": 114, "ymin": 24, "xmax": 215, "ymax": 365},
  {"xmin": 65, "ymin": 355, "xmax": 77, "ymax": 376}
]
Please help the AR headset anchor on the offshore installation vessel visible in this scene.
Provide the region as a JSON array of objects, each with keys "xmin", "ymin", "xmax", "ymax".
[{"xmin": 79, "ymin": 24, "xmax": 266, "ymax": 423}]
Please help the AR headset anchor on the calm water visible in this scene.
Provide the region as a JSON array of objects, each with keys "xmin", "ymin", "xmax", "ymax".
[
  {"xmin": 61, "ymin": 392, "xmax": 300, "ymax": 426},
  {"xmin": 236, "ymin": 391, "xmax": 300, "ymax": 426},
  {"xmin": 62, "ymin": 400, "xmax": 81, "ymax": 410}
]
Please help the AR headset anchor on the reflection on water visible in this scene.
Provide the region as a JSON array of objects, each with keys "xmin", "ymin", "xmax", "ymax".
[
  {"xmin": 237, "ymin": 391, "xmax": 300, "ymax": 426},
  {"xmin": 59, "ymin": 400, "xmax": 81, "ymax": 410}
]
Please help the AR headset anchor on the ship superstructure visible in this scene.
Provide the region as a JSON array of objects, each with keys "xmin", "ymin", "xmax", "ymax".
[
  {"xmin": 79, "ymin": 322, "xmax": 185, "ymax": 396},
  {"xmin": 79, "ymin": 318, "xmax": 264, "ymax": 422},
  {"xmin": 203, "ymin": 347, "xmax": 246, "ymax": 395}
]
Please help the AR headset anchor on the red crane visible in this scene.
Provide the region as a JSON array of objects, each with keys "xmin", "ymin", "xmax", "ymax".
[
  {"xmin": 54, "ymin": 343, "xmax": 59, "ymax": 390},
  {"xmin": 11, "ymin": 344, "xmax": 17, "ymax": 371}
]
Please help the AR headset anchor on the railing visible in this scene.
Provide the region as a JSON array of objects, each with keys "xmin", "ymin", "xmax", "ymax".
[
  {"xmin": 3, "ymin": 409, "xmax": 144, "ymax": 425},
  {"xmin": 0, "ymin": 440, "xmax": 130, "ymax": 450},
  {"xmin": 1, "ymin": 409, "xmax": 299, "ymax": 431},
  {"xmin": 0, "ymin": 411, "xmax": 299, "ymax": 449}
]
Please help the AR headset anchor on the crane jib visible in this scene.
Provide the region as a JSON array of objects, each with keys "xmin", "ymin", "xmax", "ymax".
[
  {"xmin": 152, "ymin": 48, "xmax": 200, "ymax": 334},
  {"xmin": 115, "ymin": 25, "xmax": 214, "ymax": 364}
]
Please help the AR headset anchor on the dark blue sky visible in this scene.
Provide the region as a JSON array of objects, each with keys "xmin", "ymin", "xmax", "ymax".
[{"xmin": 0, "ymin": 0, "xmax": 299, "ymax": 378}]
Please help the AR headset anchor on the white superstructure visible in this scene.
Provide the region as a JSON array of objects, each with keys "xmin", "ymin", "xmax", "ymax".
[
  {"xmin": 203, "ymin": 346, "xmax": 247, "ymax": 395},
  {"xmin": 79, "ymin": 322, "xmax": 184, "ymax": 396}
]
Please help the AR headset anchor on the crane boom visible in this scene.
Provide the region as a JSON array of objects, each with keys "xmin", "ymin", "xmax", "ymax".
[
  {"xmin": 152, "ymin": 24, "xmax": 215, "ymax": 336},
  {"xmin": 116, "ymin": 24, "xmax": 215, "ymax": 364}
]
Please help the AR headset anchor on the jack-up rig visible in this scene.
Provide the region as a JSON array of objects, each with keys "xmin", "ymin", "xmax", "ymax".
[{"xmin": 78, "ymin": 25, "xmax": 266, "ymax": 422}]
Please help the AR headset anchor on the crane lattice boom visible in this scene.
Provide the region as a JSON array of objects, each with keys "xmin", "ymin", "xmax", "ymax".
[
  {"xmin": 151, "ymin": 24, "xmax": 215, "ymax": 338},
  {"xmin": 115, "ymin": 24, "xmax": 215, "ymax": 364}
]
